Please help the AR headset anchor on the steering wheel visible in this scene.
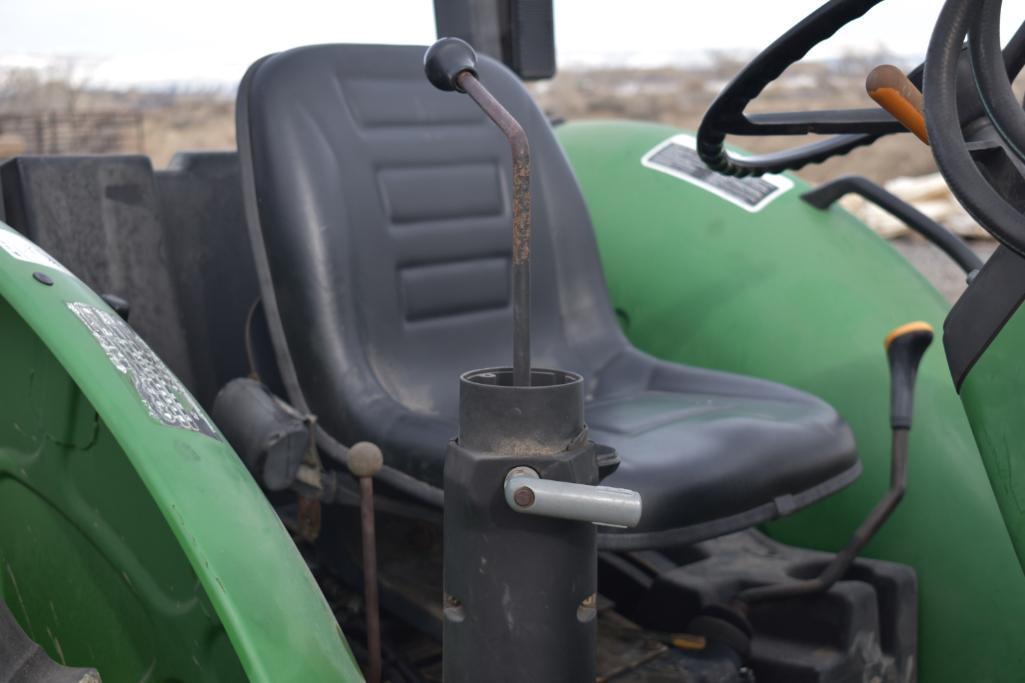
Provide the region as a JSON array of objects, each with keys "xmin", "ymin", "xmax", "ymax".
[
  {"xmin": 697, "ymin": 0, "xmax": 912, "ymax": 178},
  {"xmin": 926, "ymin": 0, "xmax": 1025, "ymax": 256}
]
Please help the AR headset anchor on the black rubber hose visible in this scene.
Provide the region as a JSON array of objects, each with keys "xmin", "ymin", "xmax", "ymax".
[
  {"xmin": 925, "ymin": 0, "xmax": 1025, "ymax": 257},
  {"xmin": 802, "ymin": 175, "xmax": 983, "ymax": 273},
  {"xmin": 969, "ymin": 0, "xmax": 1025, "ymax": 163}
]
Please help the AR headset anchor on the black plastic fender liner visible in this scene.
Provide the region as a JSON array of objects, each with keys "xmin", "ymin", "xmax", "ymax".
[
  {"xmin": 0, "ymin": 600, "xmax": 100, "ymax": 683},
  {"xmin": 944, "ymin": 245, "xmax": 1025, "ymax": 390}
]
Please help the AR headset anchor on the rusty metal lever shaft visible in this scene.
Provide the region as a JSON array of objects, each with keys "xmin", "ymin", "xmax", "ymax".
[
  {"xmin": 346, "ymin": 442, "xmax": 384, "ymax": 683},
  {"xmin": 456, "ymin": 71, "xmax": 532, "ymax": 387}
]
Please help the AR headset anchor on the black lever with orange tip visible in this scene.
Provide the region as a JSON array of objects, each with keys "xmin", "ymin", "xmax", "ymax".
[
  {"xmin": 886, "ymin": 322, "xmax": 935, "ymax": 429},
  {"xmin": 867, "ymin": 64, "xmax": 929, "ymax": 144},
  {"xmin": 737, "ymin": 322, "xmax": 933, "ymax": 606}
]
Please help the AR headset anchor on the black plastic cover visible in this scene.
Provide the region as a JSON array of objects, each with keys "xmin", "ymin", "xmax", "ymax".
[
  {"xmin": 0, "ymin": 155, "xmax": 195, "ymax": 389},
  {"xmin": 619, "ymin": 530, "xmax": 917, "ymax": 682},
  {"xmin": 213, "ymin": 378, "xmax": 308, "ymax": 491},
  {"xmin": 0, "ymin": 153, "xmax": 261, "ymax": 410},
  {"xmin": 433, "ymin": 0, "xmax": 556, "ymax": 80},
  {"xmin": 944, "ymin": 245, "xmax": 1025, "ymax": 390},
  {"xmin": 155, "ymin": 152, "xmax": 261, "ymax": 407}
]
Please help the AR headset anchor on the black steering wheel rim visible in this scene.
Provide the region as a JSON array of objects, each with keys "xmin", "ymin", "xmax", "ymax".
[
  {"xmin": 969, "ymin": 0, "xmax": 1025, "ymax": 164},
  {"xmin": 926, "ymin": 0, "xmax": 1025, "ymax": 257},
  {"xmin": 697, "ymin": 0, "xmax": 910, "ymax": 177}
]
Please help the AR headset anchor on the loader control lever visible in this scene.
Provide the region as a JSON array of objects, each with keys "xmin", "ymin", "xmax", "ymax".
[
  {"xmin": 737, "ymin": 321, "xmax": 933, "ymax": 605},
  {"xmin": 885, "ymin": 322, "xmax": 934, "ymax": 429}
]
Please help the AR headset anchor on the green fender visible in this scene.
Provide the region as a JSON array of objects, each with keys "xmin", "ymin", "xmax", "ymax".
[
  {"xmin": 0, "ymin": 223, "xmax": 360, "ymax": 681},
  {"xmin": 960, "ymin": 307, "xmax": 1025, "ymax": 572},
  {"xmin": 557, "ymin": 120, "xmax": 1025, "ymax": 682}
]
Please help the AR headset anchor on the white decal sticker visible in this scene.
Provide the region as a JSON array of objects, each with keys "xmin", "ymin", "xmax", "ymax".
[
  {"xmin": 67, "ymin": 302, "xmax": 220, "ymax": 440},
  {"xmin": 641, "ymin": 134, "xmax": 794, "ymax": 213},
  {"xmin": 0, "ymin": 229, "xmax": 70, "ymax": 273}
]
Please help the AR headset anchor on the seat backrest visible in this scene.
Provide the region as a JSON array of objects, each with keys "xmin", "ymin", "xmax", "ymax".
[{"xmin": 237, "ymin": 44, "xmax": 627, "ymax": 446}]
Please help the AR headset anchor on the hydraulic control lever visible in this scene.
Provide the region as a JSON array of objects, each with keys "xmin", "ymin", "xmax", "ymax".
[
  {"xmin": 738, "ymin": 321, "xmax": 934, "ymax": 606},
  {"xmin": 425, "ymin": 37, "xmax": 533, "ymax": 386}
]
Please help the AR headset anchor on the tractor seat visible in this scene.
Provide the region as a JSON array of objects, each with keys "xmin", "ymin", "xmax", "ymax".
[{"xmin": 235, "ymin": 44, "xmax": 859, "ymax": 549}]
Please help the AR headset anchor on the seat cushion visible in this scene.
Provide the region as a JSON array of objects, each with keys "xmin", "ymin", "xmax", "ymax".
[
  {"xmin": 370, "ymin": 348, "xmax": 859, "ymax": 549},
  {"xmin": 589, "ymin": 354, "xmax": 859, "ymax": 549}
]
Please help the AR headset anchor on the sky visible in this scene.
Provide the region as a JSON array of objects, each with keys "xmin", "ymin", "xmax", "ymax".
[{"xmin": 0, "ymin": 0, "xmax": 1022, "ymax": 87}]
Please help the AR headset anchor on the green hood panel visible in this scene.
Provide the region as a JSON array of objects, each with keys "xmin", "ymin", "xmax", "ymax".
[{"xmin": 557, "ymin": 120, "xmax": 1025, "ymax": 681}]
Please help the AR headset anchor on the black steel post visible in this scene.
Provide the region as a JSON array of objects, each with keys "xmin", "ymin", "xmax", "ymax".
[{"xmin": 443, "ymin": 367, "xmax": 598, "ymax": 682}]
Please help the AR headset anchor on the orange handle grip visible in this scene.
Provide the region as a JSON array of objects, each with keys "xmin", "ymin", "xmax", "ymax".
[{"xmin": 867, "ymin": 64, "xmax": 929, "ymax": 145}]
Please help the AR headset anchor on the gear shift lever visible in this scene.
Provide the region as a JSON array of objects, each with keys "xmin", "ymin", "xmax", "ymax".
[
  {"xmin": 424, "ymin": 37, "xmax": 644, "ymax": 683},
  {"xmin": 425, "ymin": 37, "xmax": 533, "ymax": 387}
]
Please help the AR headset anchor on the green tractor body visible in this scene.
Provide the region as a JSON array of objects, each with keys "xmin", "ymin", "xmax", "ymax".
[{"xmin": 4, "ymin": 2, "xmax": 1025, "ymax": 681}]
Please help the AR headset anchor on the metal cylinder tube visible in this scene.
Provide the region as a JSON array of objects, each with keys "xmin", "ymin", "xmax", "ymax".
[{"xmin": 443, "ymin": 367, "xmax": 597, "ymax": 682}]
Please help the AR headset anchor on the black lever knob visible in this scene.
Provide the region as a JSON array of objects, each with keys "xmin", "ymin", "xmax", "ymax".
[
  {"xmin": 424, "ymin": 37, "xmax": 478, "ymax": 92},
  {"xmin": 884, "ymin": 321, "xmax": 934, "ymax": 429}
]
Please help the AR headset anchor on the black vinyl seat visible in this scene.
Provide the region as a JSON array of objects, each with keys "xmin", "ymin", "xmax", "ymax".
[{"xmin": 236, "ymin": 44, "xmax": 859, "ymax": 548}]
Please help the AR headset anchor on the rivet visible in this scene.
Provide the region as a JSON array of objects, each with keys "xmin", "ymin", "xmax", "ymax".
[{"xmin": 513, "ymin": 486, "xmax": 535, "ymax": 507}]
